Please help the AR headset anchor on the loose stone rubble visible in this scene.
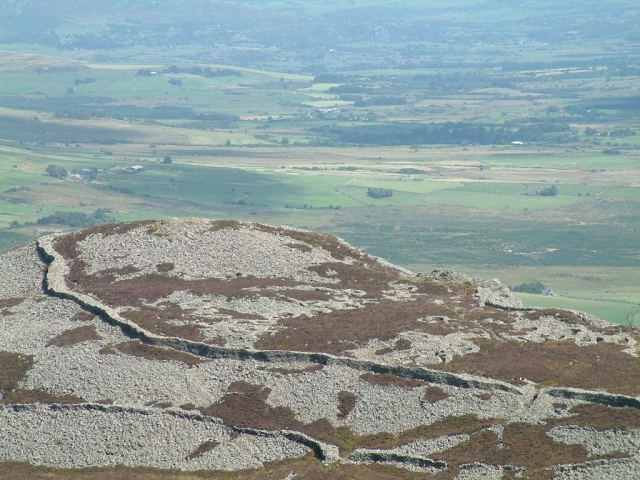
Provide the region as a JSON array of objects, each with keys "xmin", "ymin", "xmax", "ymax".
[{"xmin": 0, "ymin": 218, "xmax": 638, "ymax": 479}]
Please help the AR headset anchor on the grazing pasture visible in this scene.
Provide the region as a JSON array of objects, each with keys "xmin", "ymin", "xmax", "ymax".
[{"xmin": 1, "ymin": 0, "xmax": 639, "ymax": 325}]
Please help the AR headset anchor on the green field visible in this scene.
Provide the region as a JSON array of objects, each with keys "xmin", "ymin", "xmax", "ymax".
[
  {"xmin": 517, "ymin": 293, "xmax": 639, "ymax": 327},
  {"xmin": 0, "ymin": 0, "xmax": 639, "ymax": 325}
]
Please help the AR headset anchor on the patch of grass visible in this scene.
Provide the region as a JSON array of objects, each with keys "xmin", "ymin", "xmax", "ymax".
[
  {"xmin": 0, "ymin": 231, "xmax": 32, "ymax": 252},
  {"xmin": 604, "ymin": 187, "xmax": 640, "ymax": 199},
  {"xmin": 518, "ymin": 293, "xmax": 640, "ymax": 327}
]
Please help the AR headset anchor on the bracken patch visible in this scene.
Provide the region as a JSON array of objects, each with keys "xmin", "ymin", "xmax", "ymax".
[
  {"xmin": 208, "ymin": 220, "xmax": 243, "ymax": 232},
  {"xmin": 156, "ymin": 262, "xmax": 175, "ymax": 273},
  {"xmin": 122, "ymin": 309, "xmax": 207, "ymax": 342},
  {"xmin": 2, "ymin": 389, "xmax": 84, "ymax": 405},
  {"xmin": 422, "ymin": 386, "xmax": 450, "ymax": 404},
  {"xmin": 375, "ymin": 339, "xmax": 413, "ymax": 356},
  {"xmin": 553, "ymin": 404, "xmax": 640, "ymax": 430},
  {"xmin": 186, "ymin": 440, "xmax": 219, "ymax": 460},
  {"xmin": 265, "ymin": 365, "xmax": 324, "ymax": 375},
  {"xmin": 100, "ymin": 341, "xmax": 207, "ymax": 366},
  {"xmin": 286, "ymin": 243, "xmax": 313, "ymax": 253},
  {"xmin": 524, "ymin": 308, "xmax": 623, "ymax": 334},
  {"xmin": 46, "ymin": 326, "xmax": 102, "ymax": 348},
  {"xmin": 199, "ymin": 382, "xmax": 300, "ymax": 431},
  {"xmin": 0, "ymin": 455, "xmax": 438, "ymax": 480},
  {"xmin": 337, "ymin": 391, "xmax": 357, "ymax": 419},
  {"xmin": 253, "ymin": 224, "xmax": 364, "ymax": 263},
  {"xmin": 69, "ymin": 311, "xmax": 95, "ymax": 322},
  {"xmin": 355, "ymin": 414, "xmax": 497, "ymax": 451},
  {"xmin": 360, "ymin": 373, "xmax": 428, "ymax": 388},
  {"xmin": 0, "ymin": 298, "xmax": 25, "ymax": 317},
  {"xmin": 438, "ymin": 338, "xmax": 640, "ymax": 395},
  {"xmin": 0, "ymin": 298, "xmax": 24, "ymax": 309},
  {"xmin": 145, "ymin": 401, "xmax": 173, "ymax": 409},
  {"xmin": 0, "ymin": 297, "xmax": 24, "ymax": 316},
  {"xmin": 0, "ymin": 351, "xmax": 34, "ymax": 392},
  {"xmin": 432, "ymin": 422, "xmax": 629, "ymax": 479},
  {"xmin": 255, "ymin": 297, "xmax": 458, "ymax": 355}
]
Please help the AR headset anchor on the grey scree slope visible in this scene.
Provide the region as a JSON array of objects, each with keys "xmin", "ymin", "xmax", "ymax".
[{"xmin": 0, "ymin": 218, "xmax": 638, "ymax": 478}]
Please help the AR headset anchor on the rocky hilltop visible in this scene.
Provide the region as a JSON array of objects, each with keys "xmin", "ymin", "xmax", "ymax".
[{"xmin": 0, "ymin": 218, "xmax": 639, "ymax": 479}]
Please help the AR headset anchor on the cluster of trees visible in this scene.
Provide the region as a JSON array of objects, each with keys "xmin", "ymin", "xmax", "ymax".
[
  {"xmin": 539, "ymin": 185, "xmax": 559, "ymax": 197},
  {"xmin": 163, "ymin": 65, "xmax": 242, "ymax": 78},
  {"xmin": 54, "ymin": 110, "xmax": 90, "ymax": 119},
  {"xmin": 367, "ymin": 187, "xmax": 393, "ymax": 199},
  {"xmin": 608, "ymin": 128, "xmax": 634, "ymax": 137},
  {"xmin": 45, "ymin": 164, "xmax": 68, "ymax": 178},
  {"xmin": 327, "ymin": 84, "xmax": 369, "ymax": 94},
  {"xmin": 74, "ymin": 77, "xmax": 96, "ymax": 85},
  {"xmin": 49, "ymin": 101, "xmax": 239, "ymax": 126},
  {"xmin": 314, "ymin": 121, "xmax": 573, "ymax": 146},
  {"xmin": 512, "ymin": 282, "xmax": 547, "ymax": 294},
  {"xmin": 35, "ymin": 208, "xmax": 112, "ymax": 228}
]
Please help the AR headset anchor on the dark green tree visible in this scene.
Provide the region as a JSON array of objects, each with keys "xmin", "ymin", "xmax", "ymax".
[{"xmin": 45, "ymin": 164, "xmax": 68, "ymax": 178}]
